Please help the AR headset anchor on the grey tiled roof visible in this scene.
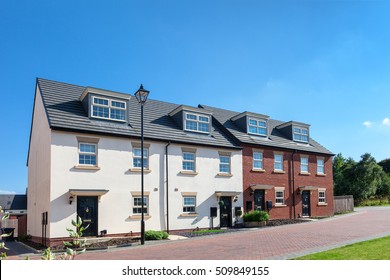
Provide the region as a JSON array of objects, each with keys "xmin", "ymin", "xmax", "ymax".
[
  {"xmin": 200, "ymin": 105, "xmax": 333, "ymax": 155},
  {"xmin": 0, "ymin": 195, "xmax": 27, "ymax": 210},
  {"xmin": 36, "ymin": 78, "xmax": 240, "ymax": 149}
]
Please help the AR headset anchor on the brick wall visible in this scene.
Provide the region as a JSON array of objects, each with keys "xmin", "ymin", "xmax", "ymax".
[{"xmin": 242, "ymin": 145, "xmax": 334, "ymax": 219}]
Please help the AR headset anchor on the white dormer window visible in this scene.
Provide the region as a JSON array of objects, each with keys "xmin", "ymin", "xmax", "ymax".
[
  {"xmin": 184, "ymin": 112, "xmax": 210, "ymax": 133},
  {"xmin": 92, "ymin": 97, "xmax": 126, "ymax": 121},
  {"xmin": 248, "ymin": 118, "xmax": 267, "ymax": 136},
  {"xmin": 293, "ymin": 127, "xmax": 309, "ymax": 142}
]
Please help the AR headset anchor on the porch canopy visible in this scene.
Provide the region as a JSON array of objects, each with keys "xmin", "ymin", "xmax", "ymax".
[
  {"xmin": 250, "ymin": 184, "xmax": 274, "ymax": 191},
  {"xmin": 298, "ymin": 186, "xmax": 319, "ymax": 192},
  {"xmin": 68, "ymin": 189, "xmax": 109, "ymax": 202},
  {"xmin": 214, "ymin": 191, "xmax": 241, "ymax": 197}
]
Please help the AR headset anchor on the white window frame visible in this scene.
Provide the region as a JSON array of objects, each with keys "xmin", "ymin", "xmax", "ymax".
[
  {"xmin": 318, "ymin": 189, "xmax": 326, "ymax": 204},
  {"xmin": 78, "ymin": 142, "xmax": 97, "ymax": 166},
  {"xmin": 219, "ymin": 155, "xmax": 231, "ymax": 174},
  {"xmin": 293, "ymin": 126, "xmax": 309, "ymax": 143},
  {"xmin": 253, "ymin": 151, "xmax": 264, "ymax": 170},
  {"xmin": 91, "ymin": 96, "xmax": 127, "ymax": 122},
  {"xmin": 300, "ymin": 156, "xmax": 309, "ymax": 173},
  {"xmin": 183, "ymin": 196, "xmax": 196, "ymax": 213},
  {"xmin": 317, "ymin": 158, "xmax": 325, "ymax": 174},
  {"xmin": 247, "ymin": 118, "xmax": 267, "ymax": 136},
  {"xmin": 274, "ymin": 153, "xmax": 284, "ymax": 171},
  {"xmin": 133, "ymin": 147, "xmax": 149, "ymax": 169},
  {"xmin": 182, "ymin": 151, "xmax": 196, "ymax": 172},
  {"xmin": 275, "ymin": 188, "xmax": 285, "ymax": 205},
  {"xmin": 132, "ymin": 196, "xmax": 149, "ymax": 215},
  {"xmin": 184, "ymin": 112, "xmax": 210, "ymax": 134}
]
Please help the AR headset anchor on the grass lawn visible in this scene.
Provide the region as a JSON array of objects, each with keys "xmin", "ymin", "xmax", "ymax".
[
  {"xmin": 294, "ymin": 235, "xmax": 390, "ymax": 260},
  {"xmin": 191, "ymin": 229, "xmax": 226, "ymax": 235}
]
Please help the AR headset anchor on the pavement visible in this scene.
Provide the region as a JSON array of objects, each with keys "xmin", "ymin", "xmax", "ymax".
[{"xmin": 4, "ymin": 206, "xmax": 390, "ymax": 260}]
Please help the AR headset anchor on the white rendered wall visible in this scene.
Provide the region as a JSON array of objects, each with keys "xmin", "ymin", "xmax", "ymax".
[
  {"xmin": 27, "ymin": 87, "xmax": 52, "ymax": 238},
  {"xmin": 50, "ymin": 131, "xmax": 243, "ymax": 238}
]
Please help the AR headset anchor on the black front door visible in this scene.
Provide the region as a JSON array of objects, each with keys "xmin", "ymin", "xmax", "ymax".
[
  {"xmin": 302, "ymin": 191, "xmax": 311, "ymax": 217},
  {"xmin": 219, "ymin": 196, "xmax": 232, "ymax": 227},
  {"xmin": 77, "ymin": 196, "xmax": 98, "ymax": 236},
  {"xmin": 254, "ymin": 190, "xmax": 265, "ymax": 211}
]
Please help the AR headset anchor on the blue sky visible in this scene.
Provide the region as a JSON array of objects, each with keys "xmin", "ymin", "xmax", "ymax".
[{"xmin": 1, "ymin": 0, "xmax": 390, "ymax": 194}]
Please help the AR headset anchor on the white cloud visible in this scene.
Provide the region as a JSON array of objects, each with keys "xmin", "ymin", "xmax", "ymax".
[
  {"xmin": 383, "ymin": 118, "xmax": 390, "ymax": 126},
  {"xmin": 0, "ymin": 190, "xmax": 16, "ymax": 194},
  {"xmin": 363, "ymin": 121, "xmax": 372, "ymax": 128}
]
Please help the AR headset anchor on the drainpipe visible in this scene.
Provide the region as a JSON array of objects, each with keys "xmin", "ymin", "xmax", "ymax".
[
  {"xmin": 165, "ymin": 141, "xmax": 171, "ymax": 233},
  {"xmin": 292, "ymin": 150, "xmax": 297, "ymax": 219}
]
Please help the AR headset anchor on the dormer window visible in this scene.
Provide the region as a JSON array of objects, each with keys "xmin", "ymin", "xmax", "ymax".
[
  {"xmin": 293, "ymin": 126, "xmax": 309, "ymax": 142},
  {"xmin": 92, "ymin": 97, "xmax": 126, "ymax": 121},
  {"xmin": 185, "ymin": 112, "xmax": 210, "ymax": 133},
  {"xmin": 248, "ymin": 118, "xmax": 267, "ymax": 136}
]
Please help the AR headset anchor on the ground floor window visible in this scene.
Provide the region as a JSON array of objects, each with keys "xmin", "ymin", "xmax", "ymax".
[
  {"xmin": 183, "ymin": 196, "xmax": 196, "ymax": 213},
  {"xmin": 132, "ymin": 196, "xmax": 148, "ymax": 215},
  {"xmin": 275, "ymin": 188, "xmax": 285, "ymax": 205},
  {"xmin": 318, "ymin": 190, "xmax": 326, "ymax": 204}
]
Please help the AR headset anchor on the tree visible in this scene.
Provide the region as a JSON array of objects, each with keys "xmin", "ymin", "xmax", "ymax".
[{"xmin": 378, "ymin": 158, "xmax": 390, "ymax": 174}]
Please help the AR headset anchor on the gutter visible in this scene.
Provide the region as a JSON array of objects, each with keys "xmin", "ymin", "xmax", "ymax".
[
  {"xmin": 165, "ymin": 141, "xmax": 171, "ymax": 233},
  {"xmin": 292, "ymin": 150, "xmax": 297, "ymax": 219}
]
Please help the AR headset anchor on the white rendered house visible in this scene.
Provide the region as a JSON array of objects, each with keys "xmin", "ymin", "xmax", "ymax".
[{"xmin": 27, "ymin": 78, "xmax": 243, "ymax": 245}]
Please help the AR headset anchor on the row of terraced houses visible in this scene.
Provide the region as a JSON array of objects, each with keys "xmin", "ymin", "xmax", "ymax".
[{"xmin": 27, "ymin": 78, "xmax": 334, "ymax": 246}]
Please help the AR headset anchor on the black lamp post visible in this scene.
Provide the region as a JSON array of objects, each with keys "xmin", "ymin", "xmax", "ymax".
[{"xmin": 134, "ymin": 84, "xmax": 150, "ymax": 245}]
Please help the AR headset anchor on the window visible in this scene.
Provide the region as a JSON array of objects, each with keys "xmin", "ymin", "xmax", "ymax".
[
  {"xmin": 182, "ymin": 152, "xmax": 196, "ymax": 172},
  {"xmin": 183, "ymin": 196, "xmax": 196, "ymax": 213},
  {"xmin": 275, "ymin": 190, "xmax": 285, "ymax": 205},
  {"xmin": 78, "ymin": 143, "xmax": 97, "ymax": 166},
  {"xmin": 318, "ymin": 190, "xmax": 326, "ymax": 204},
  {"xmin": 253, "ymin": 151, "xmax": 263, "ymax": 170},
  {"xmin": 293, "ymin": 127, "xmax": 309, "ymax": 142},
  {"xmin": 219, "ymin": 155, "xmax": 231, "ymax": 173},
  {"xmin": 248, "ymin": 118, "xmax": 267, "ymax": 136},
  {"xmin": 317, "ymin": 158, "xmax": 325, "ymax": 174},
  {"xmin": 274, "ymin": 154, "xmax": 283, "ymax": 171},
  {"xmin": 300, "ymin": 156, "xmax": 309, "ymax": 173},
  {"xmin": 184, "ymin": 112, "xmax": 210, "ymax": 133},
  {"xmin": 92, "ymin": 96, "xmax": 126, "ymax": 121},
  {"xmin": 133, "ymin": 147, "xmax": 149, "ymax": 169},
  {"xmin": 132, "ymin": 196, "xmax": 148, "ymax": 215}
]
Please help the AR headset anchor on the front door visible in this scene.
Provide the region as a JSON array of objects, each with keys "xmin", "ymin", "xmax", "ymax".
[
  {"xmin": 254, "ymin": 190, "xmax": 265, "ymax": 211},
  {"xmin": 77, "ymin": 196, "xmax": 98, "ymax": 236},
  {"xmin": 219, "ymin": 196, "xmax": 232, "ymax": 227},
  {"xmin": 302, "ymin": 191, "xmax": 311, "ymax": 217}
]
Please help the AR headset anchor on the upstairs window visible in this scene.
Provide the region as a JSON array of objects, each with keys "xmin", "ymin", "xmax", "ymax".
[
  {"xmin": 219, "ymin": 155, "xmax": 231, "ymax": 174},
  {"xmin": 185, "ymin": 112, "xmax": 210, "ymax": 133},
  {"xmin": 133, "ymin": 147, "xmax": 149, "ymax": 169},
  {"xmin": 274, "ymin": 154, "xmax": 284, "ymax": 171},
  {"xmin": 253, "ymin": 151, "xmax": 264, "ymax": 170},
  {"xmin": 293, "ymin": 127, "xmax": 309, "ymax": 142},
  {"xmin": 300, "ymin": 156, "xmax": 309, "ymax": 173},
  {"xmin": 317, "ymin": 158, "xmax": 325, "ymax": 174},
  {"xmin": 248, "ymin": 118, "xmax": 267, "ymax": 136},
  {"xmin": 78, "ymin": 143, "xmax": 97, "ymax": 166},
  {"xmin": 92, "ymin": 97, "xmax": 126, "ymax": 121},
  {"xmin": 182, "ymin": 152, "xmax": 196, "ymax": 172}
]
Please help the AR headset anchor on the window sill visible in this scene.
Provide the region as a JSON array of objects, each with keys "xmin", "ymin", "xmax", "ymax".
[
  {"xmin": 179, "ymin": 213, "xmax": 199, "ymax": 217},
  {"xmin": 129, "ymin": 168, "xmax": 152, "ymax": 173},
  {"xmin": 216, "ymin": 173, "xmax": 233, "ymax": 177},
  {"xmin": 299, "ymin": 172, "xmax": 311, "ymax": 176},
  {"xmin": 272, "ymin": 170, "xmax": 285, "ymax": 174},
  {"xmin": 316, "ymin": 173, "xmax": 327, "ymax": 177},
  {"xmin": 179, "ymin": 171, "xmax": 198, "ymax": 176},
  {"xmin": 128, "ymin": 215, "xmax": 152, "ymax": 220},
  {"xmin": 74, "ymin": 165, "xmax": 101, "ymax": 170},
  {"xmin": 274, "ymin": 204, "xmax": 287, "ymax": 207},
  {"xmin": 251, "ymin": 169, "xmax": 266, "ymax": 173},
  {"xmin": 317, "ymin": 203, "xmax": 328, "ymax": 206}
]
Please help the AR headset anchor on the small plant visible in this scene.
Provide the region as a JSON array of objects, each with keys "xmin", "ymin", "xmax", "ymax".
[
  {"xmin": 218, "ymin": 201, "xmax": 224, "ymax": 206},
  {"xmin": 62, "ymin": 216, "xmax": 89, "ymax": 260},
  {"xmin": 0, "ymin": 206, "xmax": 12, "ymax": 260},
  {"xmin": 145, "ymin": 230, "xmax": 169, "ymax": 240},
  {"xmin": 243, "ymin": 210, "xmax": 269, "ymax": 222},
  {"xmin": 235, "ymin": 209, "xmax": 243, "ymax": 217}
]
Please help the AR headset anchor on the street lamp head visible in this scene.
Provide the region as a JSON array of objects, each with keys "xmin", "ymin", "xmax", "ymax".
[{"xmin": 134, "ymin": 84, "xmax": 150, "ymax": 104}]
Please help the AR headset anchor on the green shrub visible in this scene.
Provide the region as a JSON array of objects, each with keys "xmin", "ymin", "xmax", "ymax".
[
  {"xmin": 243, "ymin": 210, "xmax": 269, "ymax": 222},
  {"xmin": 145, "ymin": 230, "xmax": 169, "ymax": 240}
]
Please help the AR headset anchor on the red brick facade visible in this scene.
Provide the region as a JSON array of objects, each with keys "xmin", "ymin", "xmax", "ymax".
[{"xmin": 243, "ymin": 145, "xmax": 334, "ymax": 219}]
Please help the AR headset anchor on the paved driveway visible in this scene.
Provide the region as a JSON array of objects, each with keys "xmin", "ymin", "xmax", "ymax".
[{"xmin": 75, "ymin": 206, "xmax": 390, "ymax": 260}]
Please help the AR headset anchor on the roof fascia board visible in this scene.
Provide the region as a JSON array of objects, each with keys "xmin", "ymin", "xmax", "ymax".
[
  {"xmin": 169, "ymin": 105, "xmax": 213, "ymax": 117},
  {"xmin": 231, "ymin": 111, "xmax": 270, "ymax": 122},
  {"xmin": 80, "ymin": 87, "xmax": 132, "ymax": 101}
]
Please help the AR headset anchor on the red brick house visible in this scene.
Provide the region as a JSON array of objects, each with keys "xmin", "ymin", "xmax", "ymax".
[{"xmin": 201, "ymin": 106, "xmax": 334, "ymax": 219}]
